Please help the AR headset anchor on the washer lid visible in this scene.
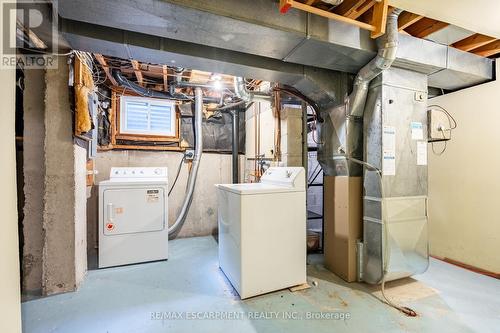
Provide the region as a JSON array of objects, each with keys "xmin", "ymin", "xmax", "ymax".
[{"xmin": 216, "ymin": 182, "xmax": 302, "ymax": 195}]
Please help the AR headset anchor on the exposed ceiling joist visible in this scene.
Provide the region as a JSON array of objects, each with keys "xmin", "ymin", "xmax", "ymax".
[
  {"xmin": 404, "ymin": 17, "xmax": 449, "ymax": 38},
  {"xmin": 453, "ymin": 33, "xmax": 497, "ymax": 52},
  {"xmin": 347, "ymin": 0, "xmax": 376, "ymax": 20},
  {"xmin": 473, "ymin": 39, "xmax": 500, "ymax": 57},
  {"xmin": 131, "ymin": 60, "xmax": 144, "ymax": 86},
  {"xmin": 334, "ymin": 0, "xmax": 375, "ymax": 19},
  {"xmin": 280, "ymin": 0, "xmax": 376, "ymax": 32},
  {"xmin": 398, "ymin": 11, "xmax": 424, "ymax": 31},
  {"xmin": 162, "ymin": 65, "xmax": 168, "ymax": 92}
]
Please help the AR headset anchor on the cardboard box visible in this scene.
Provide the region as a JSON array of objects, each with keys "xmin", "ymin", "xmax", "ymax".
[{"xmin": 323, "ymin": 176, "xmax": 362, "ymax": 282}]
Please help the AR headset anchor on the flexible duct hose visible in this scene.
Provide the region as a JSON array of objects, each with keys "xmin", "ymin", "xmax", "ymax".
[
  {"xmin": 348, "ymin": 8, "xmax": 403, "ymax": 118},
  {"xmin": 234, "ymin": 77, "xmax": 272, "ymax": 103},
  {"xmin": 168, "ymin": 87, "xmax": 203, "ymax": 238}
]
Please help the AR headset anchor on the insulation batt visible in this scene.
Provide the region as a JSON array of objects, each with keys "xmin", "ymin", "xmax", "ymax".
[{"xmin": 75, "ymin": 62, "xmax": 94, "ymax": 133}]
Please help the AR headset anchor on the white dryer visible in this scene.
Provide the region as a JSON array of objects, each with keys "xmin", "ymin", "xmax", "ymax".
[
  {"xmin": 216, "ymin": 167, "xmax": 307, "ymax": 299},
  {"xmin": 98, "ymin": 167, "xmax": 168, "ymax": 268}
]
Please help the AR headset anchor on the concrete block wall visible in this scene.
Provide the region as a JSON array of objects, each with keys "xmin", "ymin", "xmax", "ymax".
[
  {"xmin": 22, "ymin": 57, "xmax": 87, "ymax": 296},
  {"xmin": 22, "ymin": 69, "xmax": 46, "ymax": 295}
]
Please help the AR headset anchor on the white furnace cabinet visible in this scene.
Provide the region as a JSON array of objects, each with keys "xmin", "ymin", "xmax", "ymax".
[
  {"xmin": 217, "ymin": 167, "xmax": 307, "ymax": 299},
  {"xmin": 98, "ymin": 167, "xmax": 168, "ymax": 268}
]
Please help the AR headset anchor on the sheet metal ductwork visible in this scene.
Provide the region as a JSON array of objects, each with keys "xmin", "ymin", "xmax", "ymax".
[
  {"xmin": 361, "ymin": 68, "xmax": 429, "ymax": 284},
  {"xmin": 317, "ymin": 8, "xmax": 402, "ymax": 177}
]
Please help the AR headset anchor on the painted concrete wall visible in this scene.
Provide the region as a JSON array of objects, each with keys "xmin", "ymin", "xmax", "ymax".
[
  {"xmin": 244, "ymin": 102, "xmax": 304, "ymax": 181},
  {"xmin": 428, "ymin": 61, "xmax": 500, "ymax": 273},
  {"xmin": 42, "ymin": 57, "xmax": 87, "ymax": 294},
  {"xmin": 74, "ymin": 145, "xmax": 88, "ymax": 286},
  {"xmin": 22, "ymin": 69, "xmax": 46, "ymax": 294},
  {"xmin": 88, "ymin": 150, "xmax": 238, "ymax": 252},
  {"xmin": 0, "ymin": 50, "xmax": 22, "ymax": 332}
]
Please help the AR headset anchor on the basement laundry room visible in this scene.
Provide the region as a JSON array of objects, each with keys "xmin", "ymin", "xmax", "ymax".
[{"xmin": 1, "ymin": 1, "xmax": 500, "ymax": 333}]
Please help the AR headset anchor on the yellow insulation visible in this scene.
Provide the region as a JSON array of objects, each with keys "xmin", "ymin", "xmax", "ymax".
[{"xmin": 75, "ymin": 61, "xmax": 95, "ymax": 133}]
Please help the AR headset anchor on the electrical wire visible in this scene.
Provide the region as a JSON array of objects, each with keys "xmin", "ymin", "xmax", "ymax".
[
  {"xmin": 347, "ymin": 156, "xmax": 418, "ymax": 317},
  {"xmin": 428, "ymin": 105, "xmax": 457, "ymax": 130},
  {"xmin": 17, "ymin": 47, "xmax": 74, "ymax": 56},
  {"xmin": 273, "ymin": 85, "xmax": 322, "ymax": 144},
  {"xmin": 168, "ymin": 155, "xmax": 186, "ymax": 196}
]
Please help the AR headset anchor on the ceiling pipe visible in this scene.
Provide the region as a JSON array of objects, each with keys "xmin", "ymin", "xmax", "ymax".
[
  {"xmin": 168, "ymin": 87, "xmax": 204, "ymax": 238},
  {"xmin": 234, "ymin": 77, "xmax": 272, "ymax": 103},
  {"xmin": 349, "ymin": 8, "xmax": 403, "ymax": 118},
  {"xmin": 112, "ymin": 69, "xmax": 220, "ymax": 103}
]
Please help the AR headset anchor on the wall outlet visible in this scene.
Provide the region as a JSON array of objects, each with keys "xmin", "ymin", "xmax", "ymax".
[{"xmin": 184, "ymin": 149, "xmax": 195, "ymax": 160}]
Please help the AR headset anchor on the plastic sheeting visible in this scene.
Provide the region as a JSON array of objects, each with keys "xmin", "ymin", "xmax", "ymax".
[{"xmin": 180, "ymin": 104, "xmax": 245, "ymax": 153}]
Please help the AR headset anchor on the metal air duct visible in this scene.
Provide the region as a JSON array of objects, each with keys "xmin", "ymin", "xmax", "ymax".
[
  {"xmin": 317, "ymin": 8, "xmax": 403, "ymax": 177},
  {"xmin": 361, "ymin": 68, "xmax": 429, "ymax": 284}
]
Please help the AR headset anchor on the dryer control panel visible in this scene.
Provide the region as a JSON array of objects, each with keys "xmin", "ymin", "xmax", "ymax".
[{"xmin": 109, "ymin": 167, "xmax": 167, "ymax": 179}]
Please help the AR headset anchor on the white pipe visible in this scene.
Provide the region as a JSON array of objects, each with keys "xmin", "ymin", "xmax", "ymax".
[{"xmin": 168, "ymin": 87, "xmax": 203, "ymax": 238}]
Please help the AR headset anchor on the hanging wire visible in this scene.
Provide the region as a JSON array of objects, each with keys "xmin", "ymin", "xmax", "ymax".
[{"xmin": 428, "ymin": 105, "xmax": 457, "ymax": 156}]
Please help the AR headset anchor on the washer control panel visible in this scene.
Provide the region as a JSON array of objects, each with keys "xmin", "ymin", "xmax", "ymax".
[{"xmin": 261, "ymin": 167, "xmax": 305, "ymax": 189}]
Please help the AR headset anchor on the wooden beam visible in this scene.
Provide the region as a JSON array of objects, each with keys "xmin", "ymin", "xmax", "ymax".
[
  {"xmin": 404, "ymin": 18, "xmax": 448, "ymax": 38},
  {"xmin": 398, "ymin": 11, "xmax": 424, "ymax": 31},
  {"xmin": 94, "ymin": 54, "xmax": 118, "ymax": 86},
  {"xmin": 453, "ymin": 34, "xmax": 497, "ymax": 52},
  {"xmin": 472, "ymin": 39, "xmax": 500, "ymax": 57},
  {"xmin": 109, "ymin": 144, "xmax": 182, "ymax": 152},
  {"xmin": 162, "ymin": 65, "xmax": 169, "ymax": 92},
  {"xmin": 370, "ymin": 0, "xmax": 388, "ymax": 38},
  {"xmin": 279, "ymin": 0, "xmax": 376, "ymax": 32},
  {"xmin": 131, "ymin": 60, "xmax": 144, "ymax": 86}
]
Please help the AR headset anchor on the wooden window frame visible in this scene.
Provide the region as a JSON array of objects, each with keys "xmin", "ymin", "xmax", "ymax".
[{"xmin": 111, "ymin": 88, "xmax": 181, "ymax": 143}]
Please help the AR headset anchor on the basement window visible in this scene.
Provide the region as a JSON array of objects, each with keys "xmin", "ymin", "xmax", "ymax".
[{"xmin": 119, "ymin": 96, "xmax": 177, "ymax": 137}]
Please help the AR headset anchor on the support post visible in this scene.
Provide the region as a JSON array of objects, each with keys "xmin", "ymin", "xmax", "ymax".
[{"xmin": 231, "ymin": 109, "xmax": 240, "ymax": 184}]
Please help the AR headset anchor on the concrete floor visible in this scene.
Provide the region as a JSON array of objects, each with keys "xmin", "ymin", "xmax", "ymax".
[{"xmin": 22, "ymin": 236, "xmax": 500, "ymax": 333}]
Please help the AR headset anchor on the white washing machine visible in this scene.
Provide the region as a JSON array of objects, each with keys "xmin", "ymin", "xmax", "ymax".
[
  {"xmin": 216, "ymin": 167, "xmax": 307, "ymax": 299},
  {"xmin": 98, "ymin": 167, "xmax": 168, "ymax": 268}
]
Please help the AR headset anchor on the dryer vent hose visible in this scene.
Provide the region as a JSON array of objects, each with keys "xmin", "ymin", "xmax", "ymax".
[{"xmin": 168, "ymin": 87, "xmax": 203, "ymax": 239}]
